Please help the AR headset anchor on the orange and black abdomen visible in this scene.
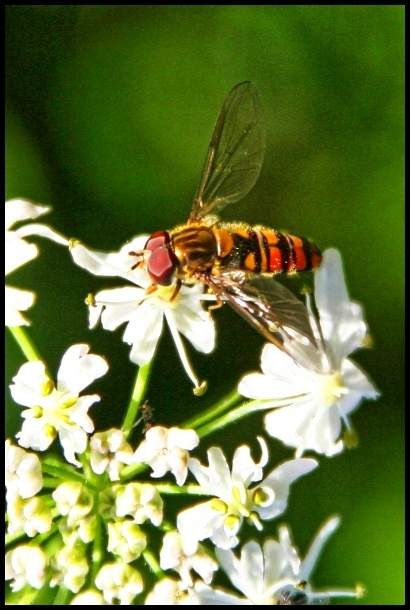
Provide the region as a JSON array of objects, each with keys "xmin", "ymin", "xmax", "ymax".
[{"xmin": 215, "ymin": 227, "xmax": 321, "ymax": 274}]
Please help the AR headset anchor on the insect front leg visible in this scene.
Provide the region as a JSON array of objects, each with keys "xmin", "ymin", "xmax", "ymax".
[
  {"xmin": 169, "ymin": 279, "xmax": 182, "ymax": 302},
  {"xmin": 129, "ymin": 249, "xmax": 145, "ymax": 270},
  {"xmin": 208, "ymin": 298, "xmax": 224, "ymax": 311}
]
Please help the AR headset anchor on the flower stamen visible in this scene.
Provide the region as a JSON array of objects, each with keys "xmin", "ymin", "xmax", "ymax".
[{"xmin": 165, "ymin": 312, "xmax": 207, "ymax": 396}]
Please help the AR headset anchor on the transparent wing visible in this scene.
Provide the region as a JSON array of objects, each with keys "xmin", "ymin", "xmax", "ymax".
[
  {"xmin": 190, "ymin": 81, "xmax": 266, "ymax": 221},
  {"xmin": 206, "ymin": 273, "xmax": 317, "ymax": 356}
]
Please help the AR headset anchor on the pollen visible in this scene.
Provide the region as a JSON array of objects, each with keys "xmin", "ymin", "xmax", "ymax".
[
  {"xmin": 193, "ymin": 380, "xmax": 208, "ymax": 397},
  {"xmin": 85, "ymin": 293, "xmax": 96, "ymax": 307},
  {"xmin": 68, "ymin": 238, "xmax": 80, "ymax": 250},
  {"xmin": 319, "ymin": 372, "xmax": 348, "ymax": 407}
]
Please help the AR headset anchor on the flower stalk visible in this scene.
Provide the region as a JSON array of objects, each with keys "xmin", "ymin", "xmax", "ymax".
[
  {"xmin": 8, "ymin": 326, "xmax": 42, "ymax": 362},
  {"xmin": 122, "ymin": 361, "xmax": 153, "ymax": 439},
  {"xmin": 196, "ymin": 395, "xmax": 308, "ymax": 438}
]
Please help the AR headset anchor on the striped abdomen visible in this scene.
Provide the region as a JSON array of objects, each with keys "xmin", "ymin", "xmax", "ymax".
[{"xmin": 214, "ymin": 226, "xmax": 321, "ymax": 274}]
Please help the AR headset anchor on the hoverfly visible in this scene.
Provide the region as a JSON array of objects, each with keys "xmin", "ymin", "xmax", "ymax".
[{"xmin": 132, "ymin": 82, "xmax": 321, "ymax": 355}]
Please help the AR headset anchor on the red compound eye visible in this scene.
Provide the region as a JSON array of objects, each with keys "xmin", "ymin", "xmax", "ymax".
[{"xmin": 145, "ymin": 231, "xmax": 178, "ymax": 285}]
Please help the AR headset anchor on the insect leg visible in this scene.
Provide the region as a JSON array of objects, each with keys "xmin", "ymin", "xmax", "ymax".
[{"xmin": 170, "ymin": 279, "xmax": 182, "ymax": 302}]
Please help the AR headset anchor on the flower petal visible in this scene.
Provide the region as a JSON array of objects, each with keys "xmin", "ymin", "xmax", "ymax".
[
  {"xmin": 5, "ymin": 232, "xmax": 39, "ymax": 276},
  {"xmin": 257, "ymin": 458, "xmax": 318, "ymax": 520},
  {"xmin": 168, "ymin": 428, "xmax": 199, "ymax": 451},
  {"xmin": 125, "ymin": 304, "xmax": 164, "ymax": 365},
  {"xmin": 194, "ymin": 582, "xmax": 250, "ymax": 605},
  {"xmin": 177, "ymin": 501, "xmax": 224, "ymax": 555},
  {"xmin": 96, "ymin": 287, "xmax": 145, "ymax": 331},
  {"xmin": 173, "ymin": 299, "xmax": 216, "ymax": 354},
  {"xmin": 264, "ymin": 398, "xmax": 344, "ymax": 457},
  {"xmin": 238, "ymin": 372, "xmax": 309, "ymax": 400},
  {"xmin": 57, "ymin": 344, "xmax": 108, "ymax": 395},
  {"xmin": 315, "ymin": 249, "xmax": 368, "ymax": 364},
  {"xmin": 5, "ymin": 286, "xmax": 36, "ymax": 327},
  {"xmin": 15, "ymin": 223, "xmax": 68, "ymax": 246},
  {"xmin": 299, "ymin": 515, "xmax": 340, "ymax": 581},
  {"xmin": 70, "ymin": 235, "xmax": 149, "ymax": 287},
  {"xmin": 5, "ymin": 199, "xmax": 50, "ymax": 230},
  {"xmin": 59, "ymin": 427, "xmax": 88, "ymax": 467},
  {"xmin": 338, "ymin": 358, "xmax": 380, "ymax": 416},
  {"xmin": 9, "ymin": 361, "xmax": 47, "ymax": 407}
]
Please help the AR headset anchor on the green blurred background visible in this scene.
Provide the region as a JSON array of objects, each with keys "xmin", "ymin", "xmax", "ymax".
[{"xmin": 6, "ymin": 6, "xmax": 404, "ymax": 604}]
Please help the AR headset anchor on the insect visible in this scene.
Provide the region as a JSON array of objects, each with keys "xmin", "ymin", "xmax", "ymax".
[{"xmin": 133, "ymin": 82, "xmax": 322, "ymax": 354}]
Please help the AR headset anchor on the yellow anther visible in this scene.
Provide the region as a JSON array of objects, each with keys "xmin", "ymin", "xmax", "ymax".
[
  {"xmin": 343, "ymin": 428, "xmax": 359, "ymax": 449},
  {"xmin": 248, "ymin": 511, "xmax": 263, "ymax": 530},
  {"xmin": 68, "ymin": 238, "xmax": 80, "ymax": 250},
  {"xmin": 252, "ymin": 487, "xmax": 270, "ymax": 506},
  {"xmin": 362, "ymin": 334, "xmax": 374, "ymax": 348},
  {"xmin": 43, "ymin": 424, "xmax": 56, "ymax": 439},
  {"xmin": 355, "ymin": 583, "xmax": 366, "ymax": 598},
  {"xmin": 60, "ymin": 398, "xmax": 78, "ymax": 409},
  {"xmin": 224, "ymin": 513, "xmax": 241, "ymax": 531},
  {"xmin": 193, "ymin": 380, "xmax": 208, "ymax": 397},
  {"xmin": 209, "ymin": 498, "xmax": 228, "ymax": 513},
  {"xmin": 31, "ymin": 406, "xmax": 43, "ymax": 418},
  {"xmin": 41, "ymin": 378, "xmax": 54, "ymax": 396},
  {"xmin": 85, "ymin": 293, "xmax": 96, "ymax": 307}
]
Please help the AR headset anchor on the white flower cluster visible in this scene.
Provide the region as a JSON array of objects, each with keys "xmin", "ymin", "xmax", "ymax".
[{"xmin": 5, "ymin": 198, "xmax": 379, "ymax": 604}]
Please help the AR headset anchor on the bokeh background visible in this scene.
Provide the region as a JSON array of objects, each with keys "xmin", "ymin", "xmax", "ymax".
[{"xmin": 6, "ymin": 5, "xmax": 404, "ymax": 604}]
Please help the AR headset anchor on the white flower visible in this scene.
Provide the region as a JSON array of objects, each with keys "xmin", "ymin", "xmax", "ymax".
[
  {"xmin": 69, "ymin": 235, "xmax": 216, "ymax": 394},
  {"xmin": 114, "ymin": 482, "xmax": 164, "ymax": 527},
  {"xmin": 89, "ymin": 428, "xmax": 134, "ymax": 481},
  {"xmin": 50, "ymin": 540, "xmax": 89, "ymax": 594},
  {"xmin": 5, "ymin": 198, "xmax": 68, "ymax": 326},
  {"xmin": 160, "ymin": 531, "xmax": 218, "ymax": 588},
  {"xmin": 239, "ymin": 249, "xmax": 380, "ymax": 457},
  {"xmin": 5, "ymin": 544, "xmax": 48, "ymax": 592},
  {"xmin": 145, "ymin": 578, "xmax": 200, "ymax": 605},
  {"xmin": 133, "ymin": 426, "xmax": 199, "ymax": 486},
  {"xmin": 52, "ymin": 481, "xmax": 94, "ymax": 527},
  {"xmin": 7, "ymin": 495, "xmax": 53, "ymax": 538},
  {"xmin": 107, "ymin": 519, "xmax": 147, "ymax": 563},
  {"xmin": 9, "ymin": 344, "xmax": 108, "ymax": 466},
  {"xmin": 95, "ymin": 561, "xmax": 143, "ymax": 604},
  {"xmin": 195, "ymin": 516, "xmax": 365, "ymax": 605},
  {"xmin": 70, "ymin": 589, "xmax": 107, "ymax": 604},
  {"xmin": 177, "ymin": 438, "xmax": 317, "ymax": 552},
  {"xmin": 5, "ymin": 440, "xmax": 43, "ymax": 500}
]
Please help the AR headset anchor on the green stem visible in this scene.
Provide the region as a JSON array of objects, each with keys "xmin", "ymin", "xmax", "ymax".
[
  {"xmin": 6, "ymin": 587, "xmax": 39, "ymax": 605},
  {"xmin": 5, "ymin": 529, "xmax": 28, "ymax": 547},
  {"xmin": 53, "ymin": 586, "xmax": 71, "ymax": 605},
  {"xmin": 197, "ymin": 395, "xmax": 307, "ymax": 438},
  {"xmin": 41, "ymin": 477, "xmax": 61, "ymax": 489},
  {"xmin": 119, "ymin": 462, "xmax": 147, "ymax": 482},
  {"xmin": 182, "ymin": 388, "xmax": 241, "ymax": 429},
  {"xmin": 42, "ymin": 458, "xmax": 87, "ymax": 484},
  {"xmin": 35, "ymin": 522, "xmax": 60, "ymax": 546},
  {"xmin": 91, "ymin": 514, "xmax": 104, "ymax": 580},
  {"xmin": 153, "ymin": 483, "xmax": 208, "ymax": 495},
  {"xmin": 7, "ymin": 326, "xmax": 42, "ymax": 361},
  {"xmin": 122, "ymin": 361, "xmax": 153, "ymax": 439},
  {"xmin": 143, "ymin": 549, "xmax": 163, "ymax": 578}
]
